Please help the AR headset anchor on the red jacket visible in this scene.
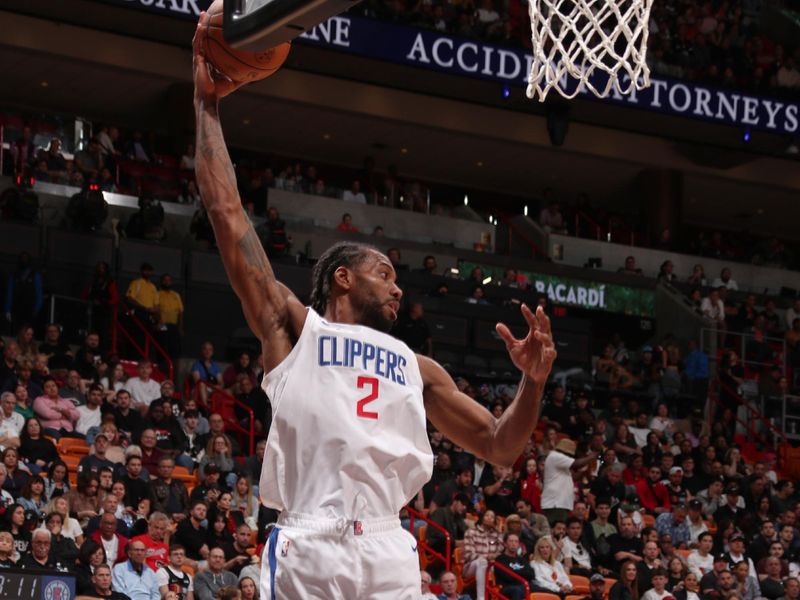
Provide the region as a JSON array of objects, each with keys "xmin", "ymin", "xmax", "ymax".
[
  {"xmin": 635, "ymin": 478, "xmax": 671, "ymax": 513},
  {"xmin": 89, "ymin": 531, "xmax": 129, "ymax": 565}
]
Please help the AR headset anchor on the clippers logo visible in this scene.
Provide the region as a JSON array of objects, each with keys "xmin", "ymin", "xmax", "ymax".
[
  {"xmin": 353, "ymin": 521, "xmax": 363, "ymax": 536},
  {"xmin": 44, "ymin": 580, "xmax": 71, "ymax": 600}
]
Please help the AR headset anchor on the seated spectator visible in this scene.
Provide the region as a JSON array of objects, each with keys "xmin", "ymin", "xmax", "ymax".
[
  {"xmin": 426, "ymin": 493, "xmax": 469, "ymax": 558},
  {"xmin": 495, "ymin": 532, "xmax": 537, "ymax": 600},
  {"xmin": 174, "ymin": 500, "xmax": 209, "ymax": 568},
  {"xmin": 104, "ymin": 389, "xmax": 144, "ymax": 442},
  {"xmin": 758, "ymin": 557, "xmax": 784, "ymax": 600},
  {"xmin": 0, "ymin": 392, "xmax": 24, "ymax": 448},
  {"xmin": 335, "ymin": 212, "xmax": 360, "ymax": 233},
  {"xmin": 18, "ymin": 527, "xmax": 57, "ymax": 570},
  {"xmin": 610, "ymin": 516, "xmax": 644, "ymax": 572},
  {"xmin": 33, "ymin": 377, "xmax": 80, "ymax": 438},
  {"xmin": 39, "ymin": 323, "xmax": 73, "ymax": 373},
  {"xmin": 562, "ymin": 517, "xmax": 593, "ymax": 576},
  {"xmin": 712, "ymin": 268, "xmax": 739, "ymax": 291},
  {"xmin": 119, "ymin": 454, "xmax": 149, "ymax": 514},
  {"xmin": 609, "ymin": 561, "xmax": 642, "ymax": 600},
  {"xmin": 234, "ymin": 374, "xmax": 268, "ymax": 437},
  {"xmin": 77, "ymin": 432, "xmax": 116, "ymax": 479},
  {"xmin": 200, "ymin": 413, "xmax": 241, "ymax": 456},
  {"xmin": 112, "ymin": 538, "xmax": 160, "ymax": 600},
  {"xmin": 194, "ymin": 546, "xmax": 238, "ymax": 600},
  {"xmin": 437, "ymin": 570, "xmax": 473, "ymax": 599},
  {"xmin": 19, "ymin": 417, "xmax": 53, "ymax": 473},
  {"xmin": 655, "ymin": 503, "xmax": 691, "ymax": 549},
  {"xmin": 636, "ymin": 465, "xmax": 671, "ymax": 515},
  {"xmin": 342, "ymin": 180, "xmax": 366, "ymax": 204},
  {"xmin": 156, "ymin": 544, "xmax": 194, "ymax": 600},
  {"xmin": 257, "ymin": 206, "xmax": 290, "ymax": 258},
  {"xmin": 179, "ymin": 142, "xmax": 196, "ymax": 170},
  {"xmin": 539, "ymin": 200, "xmax": 567, "ymax": 233},
  {"xmin": 618, "ymin": 256, "xmax": 643, "ymax": 276},
  {"xmin": 148, "ymin": 457, "xmax": 189, "ymax": 523},
  {"xmin": 76, "ymin": 383, "xmax": 104, "ymax": 438},
  {"xmin": 220, "ymin": 523, "xmax": 253, "ymax": 576},
  {"xmin": 222, "ymin": 352, "xmax": 256, "ymax": 390},
  {"xmin": 5, "ymin": 502, "xmax": 30, "ymax": 559},
  {"xmin": 16, "ymin": 475, "xmax": 46, "ymax": 520},
  {"xmin": 3, "ymin": 358, "xmax": 42, "ymax": 399},
  {"xmin": 43, "ymin": 460, "xmax": 70, "ymax": 501},
  {"xmin": 230, "ymin": 475, "xmax": 258, "ymax": 530},
  {"xmin": 2, "ymin": 448, "xmax": 30, "ymax": 498},
  {"xmin": 641, "ymin": 567, "xmax": 671, "ymax": 600},
  {"xmin": 131, "ymin": 511, "xmax": 170, "ymax": 572},
  {"xmin": 45, "ymin": 510, "xmax": 79, "ymax": 566},
  {"xmin": 123, "ymin": 361, "xmax": 161, "ymax": 412},
  {"xmin": 462, "ymin": 509, "xmax": 502, "ymax": 596},
  {"xmin": 138, "ymin": 429, "xmax": 165, "ymax": 477},
  {"xmin": 530, "ymin": 536, "xmax": 572, "ymax": 596},
  {"xmin": 199, "ymin": 434, "xmax": 237, "ymax": 489},
  {"xmin": 191, "ymin": 342, "xmax": 223, "ymax": 405},
  {"xmin": 45, "ymin": 495, "xmax": 83, "ymax": 544},
  {"xmin": 89, "ymin": 511, "xmax": 129, "ymax": 567},
  {"xmin": 59, "ymin": 369, "xmax": 86, "ymax": 406}
]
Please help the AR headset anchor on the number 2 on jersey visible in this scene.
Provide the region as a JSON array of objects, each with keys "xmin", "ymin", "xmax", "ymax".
[{"xmin": 356, "ymin": 376, "xmax": 379, "ymax": 419}]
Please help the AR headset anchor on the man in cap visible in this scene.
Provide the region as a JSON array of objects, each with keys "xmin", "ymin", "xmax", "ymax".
[
  {"xmin": 724, "ymin": 532, "xmax": 757, "ymax": 577},
  {"xmin": 426, "ymin": 492, "xmax": 469, "ymax": 561},
  {"xmin": 714, "ymin": 483, "xmax": 745, "ymax": 526},
  {"xmin": 700, "ymin": 553, "xmax": 731, "ymax": 596},
  {"xmin": 636, "ymin": 464, "xmax": 672, "ymax": 515},
  {"xmin": 666, "ymin": 465, "xmax": 691, "ymax": 507},
  {"xmin": 687, "ymin": 498, "xmax": 709, "ymax": 544},
  {"xmin": 541, "ymin": 438, "xmax": 597, "ymax": 525},
  {"xmin": 577, "ymin": 574, "xmax": 607, "ymax": 600},
  {"xmin": 654, "ymin": 502, "xmax": 691, "ymax": 548}
]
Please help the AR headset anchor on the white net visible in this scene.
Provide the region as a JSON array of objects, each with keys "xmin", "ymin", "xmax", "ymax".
[{"xmin": 526, "ymin": 0, "xmax": 654, "ymax": 101}]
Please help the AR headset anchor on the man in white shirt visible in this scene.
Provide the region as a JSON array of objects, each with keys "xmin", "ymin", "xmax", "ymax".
[
  {"xmin": 342, "ymin": 180, "xmax": 367, "ymax": 204},
  {"xmin": 561, "ymin": 517, "xmax": 593, "ymax": 576},
  {"xmin": 686, "ymin": 499, "xmax": 709, "ymax": 545},
  {"xmin": 123, "ymin": 360, "xmax": 161, "ymax": 411},
  {"xmin": 724, "ymin": 532, "xmax": 757, "ymax": 578},
  {"xmin": 700, "ymin": 288, "xmax": 726, "ymax": 326},
  {"xmin": 541, "ymin": 439, "xmax": 596, "ymax": 525},
  {"xmin": 76, "ymin": 384, "xmax": 104, "ymax": 437},
  {"xmin": 711, "ymin": 268, "xmax": 738, "ymax": 291},
  {"xmin": 688, "ymin": 532, "xmax": 715, "ymax": 578},
  {"xmin": 0, "ymin": 392, "xmax": 24, "ymax": 448}
]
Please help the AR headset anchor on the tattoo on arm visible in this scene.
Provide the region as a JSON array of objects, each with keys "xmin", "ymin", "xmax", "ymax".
[
  {"xmin": 196, "ymin": 102, "xmax": 237, "ymax": 197},
  {"xmin": 237, "ymin": 225, "xmax": 273, "ymax": 286}
]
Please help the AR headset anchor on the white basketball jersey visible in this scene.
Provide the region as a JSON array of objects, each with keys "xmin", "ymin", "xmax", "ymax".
[{"xmin": 259, "ymin": 309, "xmax": 433, "ymax": 519}]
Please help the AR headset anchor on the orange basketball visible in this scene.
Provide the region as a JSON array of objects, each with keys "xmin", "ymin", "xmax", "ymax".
[{"xmin": 204, "ymin": 0, "xmax": 291, "ymax": 84}]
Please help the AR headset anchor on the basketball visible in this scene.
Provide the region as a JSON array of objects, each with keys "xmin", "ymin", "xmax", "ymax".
[{"xmin": 204, "ymin": 0, "xmax": 291, "ymax": 85}]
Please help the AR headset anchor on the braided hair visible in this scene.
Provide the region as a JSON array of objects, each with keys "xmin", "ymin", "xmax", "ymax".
[{"xmin": 309, "ymin": 241, "xmax": 376, "ymax": 316}]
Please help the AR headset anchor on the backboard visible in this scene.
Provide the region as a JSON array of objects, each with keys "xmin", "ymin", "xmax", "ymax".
[{"xmin": 223, "ymin": 0, "xmax": 362, "ymax": 51}]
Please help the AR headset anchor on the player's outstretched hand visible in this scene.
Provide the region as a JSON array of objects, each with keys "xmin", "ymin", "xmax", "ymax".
[
  {"xmin": 192, "ymin": 11, "xmax": 244, "ymax": 104},
  {"xmin": 496, "ymin": 304, "xmax": 557, "ymax": 385}
]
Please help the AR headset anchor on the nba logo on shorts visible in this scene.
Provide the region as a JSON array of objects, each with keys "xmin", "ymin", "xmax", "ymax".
[
  {"xmin": 44, "ymin": 580, "xmax": 71, "ymax": 600},
  {"xmin": 353, "ymin": 521, "xmax": 363, "ymax": 536}
]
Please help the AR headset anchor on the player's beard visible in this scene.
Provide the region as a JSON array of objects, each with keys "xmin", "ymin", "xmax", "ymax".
[{"xmin": 353, "ymin": 289, "xmax": 394, "ymax": 333}]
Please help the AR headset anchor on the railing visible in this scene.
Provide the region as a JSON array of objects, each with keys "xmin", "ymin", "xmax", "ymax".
[
  {"xmin": 111, "ymin": 302, "xmax": 174, "ymax": 381},
  {"xmin": 575, "ymin": 210, "xmax": 603, "ymax": 241},
  {"xmin": 574, "ymin": 209, "xmax": 638, "ymax": 246},
  {"xmin": 710, "ymin": 377, "xmax": 788, "ymax": 455},
  {"xmin": 192, "ymin": 379, "xmax": 255, "ymax": 456},
  {"xmin": 486, "ymin": 560, "xmax": 531, "ymax": 599},
  {"xmin": 701, "ymin": 327, "xmax": 787, "ymax": 378},
  {"xmin": 406, "ymin": 506, "xmax": 451, "ymax": 572},
  {"xmin": 502, "ymin": 216, "xmax": 544, "ymax": 258}
]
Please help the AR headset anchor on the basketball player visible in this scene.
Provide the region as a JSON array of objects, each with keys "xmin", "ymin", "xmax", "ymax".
[{"xmin": 192, "ymin": 13, "xmax": 556, "ymax": 599}]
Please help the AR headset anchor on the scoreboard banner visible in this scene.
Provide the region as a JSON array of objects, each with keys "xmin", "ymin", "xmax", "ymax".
[
  {"xmin": 97, "ymin": 0, "xmax": 799, "ymax": 135},
  {"xmin": 460, "ymin": 261, "xmax": 656, "ymax": 317}
]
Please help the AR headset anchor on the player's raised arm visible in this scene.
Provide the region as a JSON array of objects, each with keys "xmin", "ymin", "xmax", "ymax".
[
  {"xmin": 421, "ymin": 304, "xmax": 557, "ymax": 467},
  {"xmin": 192, "ymin": 14, "xmax": 302, "ymax": 370}
]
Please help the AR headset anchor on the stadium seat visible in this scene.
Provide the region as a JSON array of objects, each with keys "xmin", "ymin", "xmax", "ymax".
[
  {"xmin": 172, "ymin": 466, "xmax": 196, "ymax": 485},
  {"xmin": 532, "ymin": 593, "xmax": 562, "ymax": 600},
  {"xmin": 58, "ymin": 437, "xmax": 90, "ymax": 455},
  {"xmin": 566, "ymin": 595, "xmax": 586, "ymax": 600},
  {"xmin": 604, "ymin": 578, "xmax": 617, "ymax": 596},
  {"xmin": 642, "ymin": 514, "xmax": 655, "ymax": 527},
  {"xmin": 453, "ymin": 546, "xmax": 475, "ymax": 593},
  {"xmin": 570, "ymin": 575, "xmax": 590, "ymax": 594},
  {"xmin": 61, "ymin": 454, "xmax": 81, "ymax": 471}
]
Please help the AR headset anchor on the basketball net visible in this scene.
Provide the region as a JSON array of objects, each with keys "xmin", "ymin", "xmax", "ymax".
[{"xmin": 526, "ymin": 0, "xmax": 654, "ymax": 101}]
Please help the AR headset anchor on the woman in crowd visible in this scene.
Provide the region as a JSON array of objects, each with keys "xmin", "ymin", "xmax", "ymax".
[
  {"xmin": 99, "ymin": 422, "xmax": 126, "ymax": 464},
  {"xmin": 3, "ymin": 503, "xmax": 30, "ymax": 560},
  {"xmin": 32, "ymin": 377, "xmax": 80, "ymax": 438},
  {"xmin": 734, "ymin": 560, "xmax": 761, "ymax": 600},
  {"xmin": 623, "ymin": 454, "xmax": 648, "ymax": 486},
  {"xmin": 539, "ymin": 427, "xmax": 559, "ymax": 456},
  {"xmin": 612, "ymin": 424, "xmax": 642, "ymax": 460},
  {"xmin": 687, "ymin": 264, "xmax": 706, "ymax": 287},
  {"xmin": 206, "ymin": 510, "xmax": 234, "ymax": 549},
  {"xmin": 16, "ymin": 325, "xmax": 37, "ymax": 362},
  {"xmin": 518, "ymin": 457, "xmax": 542, "ymax": 512},
  {"xmin": 239, "ymin": 576, "xmax": 258, "ymax": 600},
  {"xmin": 222, "ymin": 351, "xmax": 256, "ymax": 390},
  {"xmin": 722, "ymin": 447, "xmax": 749, "ymax": 481},
  {"xmin": 462, "ymin": 509, "xmax": 502, "ymax": 593},
  {"xmin": 100, "ymin": 363, "xmax": 127, "ymax": 401},
  {"xmin": 43, "ymin": 460, "xmax": 70, "ymax": 500},
  {"xmin": 609, "ymin": 560, "xmax": 641, "ymax": 600},
  {"xmin": 530, "ymin": 536, "xmax": 573, "ymax": 596},
  {"xmin": 1, "ymin": 448, "xmax": 29, "ymax": 497},
  {"xmin": 667, "ymin": 556, "xmax": 689, "ymax": 591},
  {"xmin": 650, "ymin": 403, "xmax": 675, "ymax": 438},
  {"xmin": 16, "ymin": 475, "xmax": 46, "ymax": 521},
  {"xmin": 642, "ymin": 431, "xmax": 664, "ymax": 467},
  {"xmin": 712, "ymin": 517, "xmax": 736, "ymax": 555},
  {"xmin": 65, "ymin": 474, "xmax": 101, "ymax": 527},
  {"xmin": 199, "ymin": 434, "xmax": 236, "ymax": 487},
  {"xmin": 231, "ymin": 475, "xmax": 258, "ymax": 530},
  {"xmin": 45, "ymin": 495, "xmax": 84, "ymax": 545},
  {"xmin": 45, "ymin": 510, "xmax": 79, "ymax": 566},
  {"xmin": 75, "ymin": 539, "xmax": 107, "ymax": 595},
  {"xmin": 18, "ymin": 416, "xmax": 58, "ymax": 474},
  {"xmin": 0, "ymin": 531, "xmax": 14, "ymax": 567},
  {"xmin": 673, "ymin": 571, "xmax": 702, "ymax": 600},
  {"xmin": 13, "ymin": 384, "xmax": 34, "ymax": 421}
]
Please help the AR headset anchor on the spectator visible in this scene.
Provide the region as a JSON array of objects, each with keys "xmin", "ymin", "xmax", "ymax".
[
  {"xmin": 191, "ymin": 342, "xmax": 223, "ymax": 405},
  {"xmin": 427, "ymin": 493, "xmax": 469, "ymax": 559},
  {"xmin": 193, "ymin": 546, "xmax": 238, "ymax": 600},
  {"xmin": 200, "ymin": 413, "xmax": 240, "ymax": 456},
  {"xmin": 18, "ymin": 527, "xmax": 57, "ymax": 570},
  {"xmin": 131, "ymin": 512, "xmax": 170, "ymax": 572},
  {"xmin": 156, "ymin": 544, "xmax": 194, "ymax": 600},
  {"xmin": 392, "ymin": 302, "xmax": 433, "ymax": 356},
  {"xmin": 156, "ymin": 273, "xmax": 184, "ymax": 367},
  {"xmin": 149, "ymin": 457, "xmax": 189, "ymax": 523},
  {"xmin": 342, "ymin": 180, "xmax": 366, "ymax": 204},
  {"xmin": 230, "ymin": 475, "xmax": 258, "ymax": 530},
  {"xmin": 542, "ymin": 439, "xmax": 596, "ymax": 525},
  {"xmin": 43, "ymin": 460, "xmax": 70, "ymax": 501},
  {"xmin": 530, "ymin": 535, "xmax": 573, "ymax": 594},
  {"xmin": 89, "ymin": 511, "xmax": 129, "ymax": 567},
  {"xmin": 222, "ymin": 352, "xmax": 256, "ymax": 390},
  {"xmin": 618, "ymin": 256, "xmax": 643, "ymax": 276},
  {"xmin": 39, "ymin": 323, "xmax": 73, "ymax": 373},
  {"xmin": 220, "ymin": 523, "xmax": 252, "ymax": 576},
  {"xmin": 44, "ymin": 138, "xmax": 68, "ymax": 181},
  {"xmin": 44, "ymin": 510, "xmax": 79, "ymax": 566},
  {"xmin": 125, "ymin": 262, "xmax": 159, "ymax": 331},
  {"xmin": 5, "ymin": 252, "xmax": 44, "ymax": 333},
  {"xmin": 655, "ymin": 503, "xmax": 691, "ymax": 548},
  {"xmin": 437, "ymin": 570, "xmax": 473, "ymax": 599},
  {"xmin": 104, "ymin": 389, "xmax": 144, "ymax": 443},
  {"xmin": 0, "ymin": 392, "xmax": 24, "ymax": 448},
  {"xmin": 174, "ymin": 500, "xmax": 209, "ymax": 568},
  {"xmin": 609, "ymin": 561, "xmax": 642, "ymax": 600},
  {"xmin": 636, "ymin": 465, "xmax": 671, "ymax": 515},
  {"xmin": 76, "ymin": 384, "xmax": 104, "ymax": 438},
  {"xmin": 125, "ymin": 131, "xmax": 151, "ymax": 163},
  {"xmin": 112, "ymin": 538, "xmax": 160, "ymax": 600},
  {"xmin": 712, "ymin": 268, "xmax": 739, "ymax": 291},
  {"xmin": 66, "ymin": 474, "xmax": 102, "ymax": 528},
  {"xmin": 416, "ymin": 255, "xmax": 438, "ymax": 275},
  {"xmin": 641, "ymin": 567, "xmax": 670, "ymax": 600},
  {"xmin": 539, "ymin": 200, "xmax": 567, "ymax": 233},
  {"xmin": 688, "ymin": 264, "xmax": 707, "ymax": 287},
  {"xmin": 17, "ymin": 474, "xmax": 46, "ymax": 520},
  {"xmin": 462, "ymin": 509, "xmax": 502, "ymax": 600},
  {"xmin": 335, "ymin": 212, "xmax": 359, "ymax": 233},
  {"xmin": 758, "ymin": 557, "xmax": 784, "ymax": 600},
  {"xmin": 581, "ymin": 574, "xmax": 609, "ymax": 600},
  {"xmin": 5, "ymin": 502, "xmax": 30, "ymax": 558},
  {"xmin": 494, "ymin": 532, "xmax": 537, "ymax": 600},
  {"xmin": 123, "ymin": 361, "xmax": 161, "ymax": 412},
  {"xmin": 33, "ymin": 377, "xmax": 80, "ymax": 438},
  {"xmin": 77, "ymin": 432, "xmax": 116, "ymax": 479},
  {"xmin": 420, "ymin": 570, "xmax": 438, "ymax": 600},
  {"xmin": 139, "ymin": 429, "xmax": 165, "ymax": 477},
  {"xmin": 562, "ymin": 517, "xmax": 593, "ymax": 576},
  {"xmin": 199, "ymin": 435, "xmax": 237, "ymax": 489},
  {"xmin": 257, "ymin": 206, "xmax": 290, "ymax": 258},
  {"xmin": 657, "ymin": 261, "xmax": 676, "ymax": 283},
  {"xmin": 87, "ymin": 563, "xmax": 129, "ymax": 600},
  {"xmin": 179, "ymin": 142, "xmax": 196, "ymax": 170},
  {"xmin": 59, "ymin": 369, "xmax": 86, "ymax": 406}
]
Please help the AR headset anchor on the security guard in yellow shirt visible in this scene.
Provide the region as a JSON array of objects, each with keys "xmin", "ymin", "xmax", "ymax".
[{"xmin": 157, "ymin": 273, "xmax": 184, "ymax": 363}]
